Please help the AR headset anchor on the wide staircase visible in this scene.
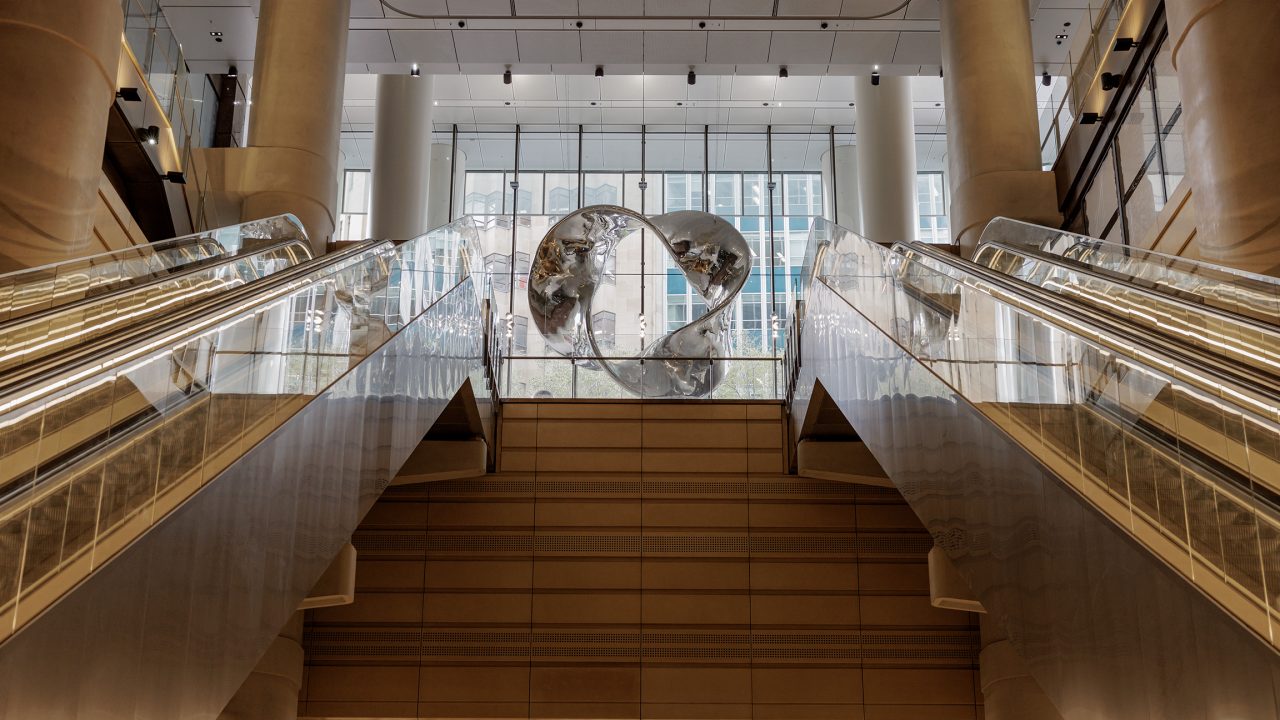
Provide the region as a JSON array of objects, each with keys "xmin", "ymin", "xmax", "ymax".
[{"xmin": 298, "ymin": 400, "xmax": 985, "ymax": 720}]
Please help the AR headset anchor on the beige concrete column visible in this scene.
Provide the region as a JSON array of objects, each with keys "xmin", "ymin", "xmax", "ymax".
[
  {"xmin": 217, "ymin": 612, "xmax": 305, "ymax": 720},
  {"xmin": 427, "ymin": 143, "xmax": 467, "ymax": 230},
  {"xmin": 371, "ymin": 74, "xmax": 434, "ymax": 240},
  {"xmin": 821, "ymin": 144, "xmax": 862, "ymax": 234},
  {"xmin": 0, "ymin": 1, "xmax": 123, "ymax": 272},
  {"xmin": 1166, "ymin": 0, "xmax": 1280, "ymax": 275},
  {"xmin": 979, "ymin": 614, "xmax": 1064, "ymax": 720},
  {"xmin": 241, "ymin": 0, "xmax": 350, "ymax": 255},
  {"xmin": 940, "ymin": 0, "xmax": 1060, "ymax": 256},
  {"xmin": 855, "ymin": 75, "xmax": 917, "ymax": 243}
]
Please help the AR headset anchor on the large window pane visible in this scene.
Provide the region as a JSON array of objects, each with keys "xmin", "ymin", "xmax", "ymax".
[
  {"xmin": 585, "ymin": 173, "xmax": 622, "ymax": 206},
  {"xmin": 463, "ymin": 172, "xmax": 505, "ymax": 215},
  {"xmin": 544, "ymin": 173, "xmax": 578, "ymax": 214}
]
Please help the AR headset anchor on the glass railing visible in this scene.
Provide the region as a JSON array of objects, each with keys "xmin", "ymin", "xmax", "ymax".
[
  {"xmin": 972, "ymin": 226, "xmax": 1280, "ymax": 381},
  {"xmin": 796, "ymin": 217, "xmax": 1280, "ymax": 647},
  {"xmin": 0, "ymin": 215, "xmax": 308, "ymax": 323},
  {"xmin": 0, "ymin": 239, "xmax": 312, "ymax": 377},
  {"xmin": 985, "ymin": 220, "xmax": 1280, "ymax": 326},
  {"xmin": 0, "ymin": 216, "xmax": 488, "ymax": 640}
]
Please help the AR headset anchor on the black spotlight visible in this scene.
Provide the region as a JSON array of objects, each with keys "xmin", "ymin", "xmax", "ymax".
[
  {"xmin": 410, "ymin": 63, "xmax": 421, "ymax": 77},
  {"xmin": 116, "ymin": 87, "xmax": 142, "ymax": 102},
  {"xmin": 1042, "ymin": 71, "xmax": 1052, "ymax": 87},
  {"xmin": 595, "ymin": 65, "xmax": 604, "ymax": 78},
  {"xmin": 137, "ymin": 125, "xmax": 160, "ymax": 146},
  {"xmin": 1113, "ymin": 37, "xmax": 1138, "ymax": 51},
  {"xmin": 227, "ymin": 64, "xmax": 238, "ymax": 78},
  {"xmin": 871, "ymin": 71, "xmax": 880, "ymax": 86},
  {"xmin": 779, "ymin": 66, "xmax": 788, "ymax": 79},
  {"xmin": 1080, "ymin": 112, "xmax": 1103, "ymax": 125},
  {"xmin": 503, "ymin": 68, "xmax": 512, "ymax": 84},
  {"xmin": 1100, "ymin": 72, "xmax": 1122, "ymax": 91},
  {"xmin": 687, "ymin": 69, "xmax": 696, "ymax": 85}
]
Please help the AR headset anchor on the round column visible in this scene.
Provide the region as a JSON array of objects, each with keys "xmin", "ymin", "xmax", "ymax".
[
  {"xmin": 427, "ymin": 143, "xmax": 467, "ymax": 230},
  {"xmin": 940, "ymin": 0, "xmax": 1060, "ymax": 255},
  {"xmin": 217, "ymin": 612, "xmax": 305, "ymax": 720},
  {"xmin": 1166, "ymin": 0, "xmax": 1280, "ymax": 275},
  {"xmin": 854, "ymin": 75, "xmax": 917, "ymax": 243},
  {"xmin": 0, "ymin": 1, "xmax": 123, "ymax": 272},
  {"xmin": 979, "ymin": 615, "xmax": 1064, "ymax": 720},
  {"xmin": 371, "ymin": 74, "xmax": 435, "ymax": 240},
  {"xmin": 241, "ymin": 0, "xmax": 350, "ymax": 255},
  {"xmin": 821, "ymin": 144, "xmax": 862, "ymax": 234}
]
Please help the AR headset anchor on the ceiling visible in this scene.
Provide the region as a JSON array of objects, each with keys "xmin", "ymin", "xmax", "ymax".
[{"xmin": 161, "ymin": 0, "xmax": 1100, "ymax": 77}]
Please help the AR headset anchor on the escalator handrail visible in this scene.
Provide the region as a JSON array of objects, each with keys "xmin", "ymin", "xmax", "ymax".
[
  {"xmin": 0, "ymin": 238, "xmax": 312, "ymax": 342},
  {"xmin": 896, "ymin": 241, "xmax": 1280, "ymax": 421},
  {"xmin": 0, "ymin": 238, "xmax": 390, "ymax": 406},
  {"xmin": 975, "ymin": 238, "xmax": 1280, "ymax": 343}
]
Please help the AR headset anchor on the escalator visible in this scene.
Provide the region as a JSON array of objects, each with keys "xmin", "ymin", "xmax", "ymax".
[
  {"xmin": 788, "ymin": 217, "xmax": 1280, "ymax": 719},
  {"xmin": 0, "ymin": 217, "xmax": 497, "ymax": 719},
  {"xmin": 0, "ymin": 214, "xmax": 308, "ymax": 323}
]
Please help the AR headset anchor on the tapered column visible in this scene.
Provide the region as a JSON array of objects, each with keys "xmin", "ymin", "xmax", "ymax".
[
  {"xmin": 940, "ymin": 0, "xmax": 1060, "ymax": 255},
  {"xmin": 427, "ymin": 143, "xmax": 467, "ymax": 230},
  {"xmin": 371, "ymin": 75, "xmax": 434, "ymax": 240},
  {"xmin": 217, "ymin": 613, "xmax": 305, "ymax": 720},
  {"xmin": 1166, "ymin": 0, "xmax": 1280, "ymax": 275},
  {"xmin": 821, "ymin": 144, "xmax": 862, "ymax": 234},
  {"xmin": 241, "ymin": 0, "xmax": 350, "ymax": 254},
  {"xmin": 0, "ymin": 1, "xmax": 123, "ymax": 271},
  {"xmin": 855, "ymin": 75, "xmax": 917, "ymax": 243}
]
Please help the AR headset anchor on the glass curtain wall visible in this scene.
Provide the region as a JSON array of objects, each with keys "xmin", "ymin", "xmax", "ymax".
[
  {"xmin": 335, "ymin": 126, "xmax": 948, "ymax": 397},
  {"xmin": 1066, "ymin": 28, "xmax": 1185, "ymax": 245}
]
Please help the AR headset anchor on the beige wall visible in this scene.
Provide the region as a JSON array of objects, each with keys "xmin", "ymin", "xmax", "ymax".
[
  {"xmin": 91, "ymin": 174, "xmax": 151, "ymax": 253},
  {"xmin": 299, "ymin": 401, "xmax": 982, "ymax": 720}
]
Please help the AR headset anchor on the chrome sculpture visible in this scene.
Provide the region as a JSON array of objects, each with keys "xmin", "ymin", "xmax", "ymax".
[{"xmin": 528, "ymin": 205, "xmax": 752, "ymax": 397}]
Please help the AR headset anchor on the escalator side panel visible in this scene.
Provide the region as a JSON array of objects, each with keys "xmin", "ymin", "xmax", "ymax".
[
  {"xmin": 792, "ymin": 280, "xmax": 1280, "ymax": 720},
  {"xmin": 0, "ymin": 281, "xmax": 483, "ymax": 720}
]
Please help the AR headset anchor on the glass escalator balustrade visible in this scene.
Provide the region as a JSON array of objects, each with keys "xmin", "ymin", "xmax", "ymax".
[
  {"xmin": 0, "ymin": 216, "xmax": 489, "ymax": 640},
  {"xmin": 0, "ymin": 214, "xmax": 308, "ymax": 324},
  {"xmin": 980, "ymin": 218, "xmax": 1280, "ymax": 326},
  {"xmin": 972, "ymin": 231, "xmax": 1280, "ymax": 381},
  {"xmin": 796, "ymin": 217, "xmax": 1280, "ymax": 647},
  {"xmin": 0, "ymin": 239, "xmax": 312, "ymax": 376}
]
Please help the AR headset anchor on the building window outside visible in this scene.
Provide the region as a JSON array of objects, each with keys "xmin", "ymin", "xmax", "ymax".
[
  {"xmin": 917, "ymin": 172, "xmax": 950, "ymax": 244},
  {"xmin": 592, "ymin": 311, "xmax": 616, "ymax": 349},
  {"xmin": 337, "ymin": 169, "xmax": 371, "ymax": 241}
]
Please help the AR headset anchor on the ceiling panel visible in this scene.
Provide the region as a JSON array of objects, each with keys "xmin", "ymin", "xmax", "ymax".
[
  {"xmin": 445, "ymin": 0, "xmax": 511, "ymax": 15},
  {"xmin": 380, "ymin": 0, "xmax": 449, "ymax": 17},
  {"xmin": 513, "ymin": 74, "xmax": 560, "ymax": 100},
  {"xmin": 841, "ymin": 0, "xmax": 913, "ymax": 18},
  {"xmin": 350, "ymin": 0, "xmax": 385, "ymax": 18},
  {"xmin": 388, "ymin": 29, "xmax": 459, "ymax": 63},
  {"xmin": 768, "ymin": 31, "xmax": 836, "ymax": 64},
  {"xmin": 706, "ymin": 32, "xmax": 771, "ymax": 64},
  {"xmin": 454, "ymin": 30, "xmax": 520, "ymax": 63},
  {"xmin": 710, "ymin": 0, "xmax": 774, "ymax": 15},
  {"xmin": 347, "ymin": 30, "xmax": 397, "ymax": 62},
  {"xmin": 646, "ymin": 0, "xmax": 712, "ymax": 15},
  {"xmin": 577, "ymin": 0, "xmax": 635, "ymax": 15},
  {"xmin": 468, "ymin": 74, "xmax": 516, "ymax": 100},
  {"xmin": 892, "ymin": 32, "xmax": 940, "ymax": 65},
  {"xmin": 774, "ymin": 75, "xmax": 822, "ymax": 102},
  {"xmin": 432, "ymin": 74, "xmax": 473, "ymax": 98},
  {"xmin": 643, "ymin": 31, "xmax": 708, "ymax": 65},
  {"xmin": 164, "ymin": 6, "xmax": 257, "ymax": 62},
  {"xmin": 729, "ymin": 75, "xmax": 777, "ymax": 101},
  {"xmin": 643, "ymin": 75, "xmax": 691, "ymax": 101},
  {"xmin": 513, "ymin": 0, "xmax": 578, "ymax": 15},
  {"xmin": 516, "ymin": 31, "xmax": 582, "ymax": 63},
  {"xmin": 829, "ymin": 31, "xmax": 899, "ymax": 64},
  {"xmin": 581, "ymin": 31, "xmax": 644, "ymax": 64},
  {"xmin": 343, "ymin": 74, "xmax": 379, "ymax": 101},
  {"xmin": 777, "ymin": 0, "xmax": 842, "ymax": 16}
]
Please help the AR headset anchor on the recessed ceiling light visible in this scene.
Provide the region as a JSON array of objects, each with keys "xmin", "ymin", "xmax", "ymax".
[
  {"xmin": 1055, "ymin": 34, "xmax": 1068, "ymax": 39},
  {"xmin": 209, "ymin": 31, "xmax": 222, "ymax": 37}
]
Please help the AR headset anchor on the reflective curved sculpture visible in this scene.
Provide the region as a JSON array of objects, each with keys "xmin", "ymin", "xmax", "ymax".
[{"xmin": 528, "ymin": 205, "xmax": 752, "ymax": 397}]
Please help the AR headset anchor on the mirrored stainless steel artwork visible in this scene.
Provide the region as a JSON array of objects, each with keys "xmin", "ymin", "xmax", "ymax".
[{"xmin": 528, "ymin": 206, "xmax": 751, "ymax": 397}]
